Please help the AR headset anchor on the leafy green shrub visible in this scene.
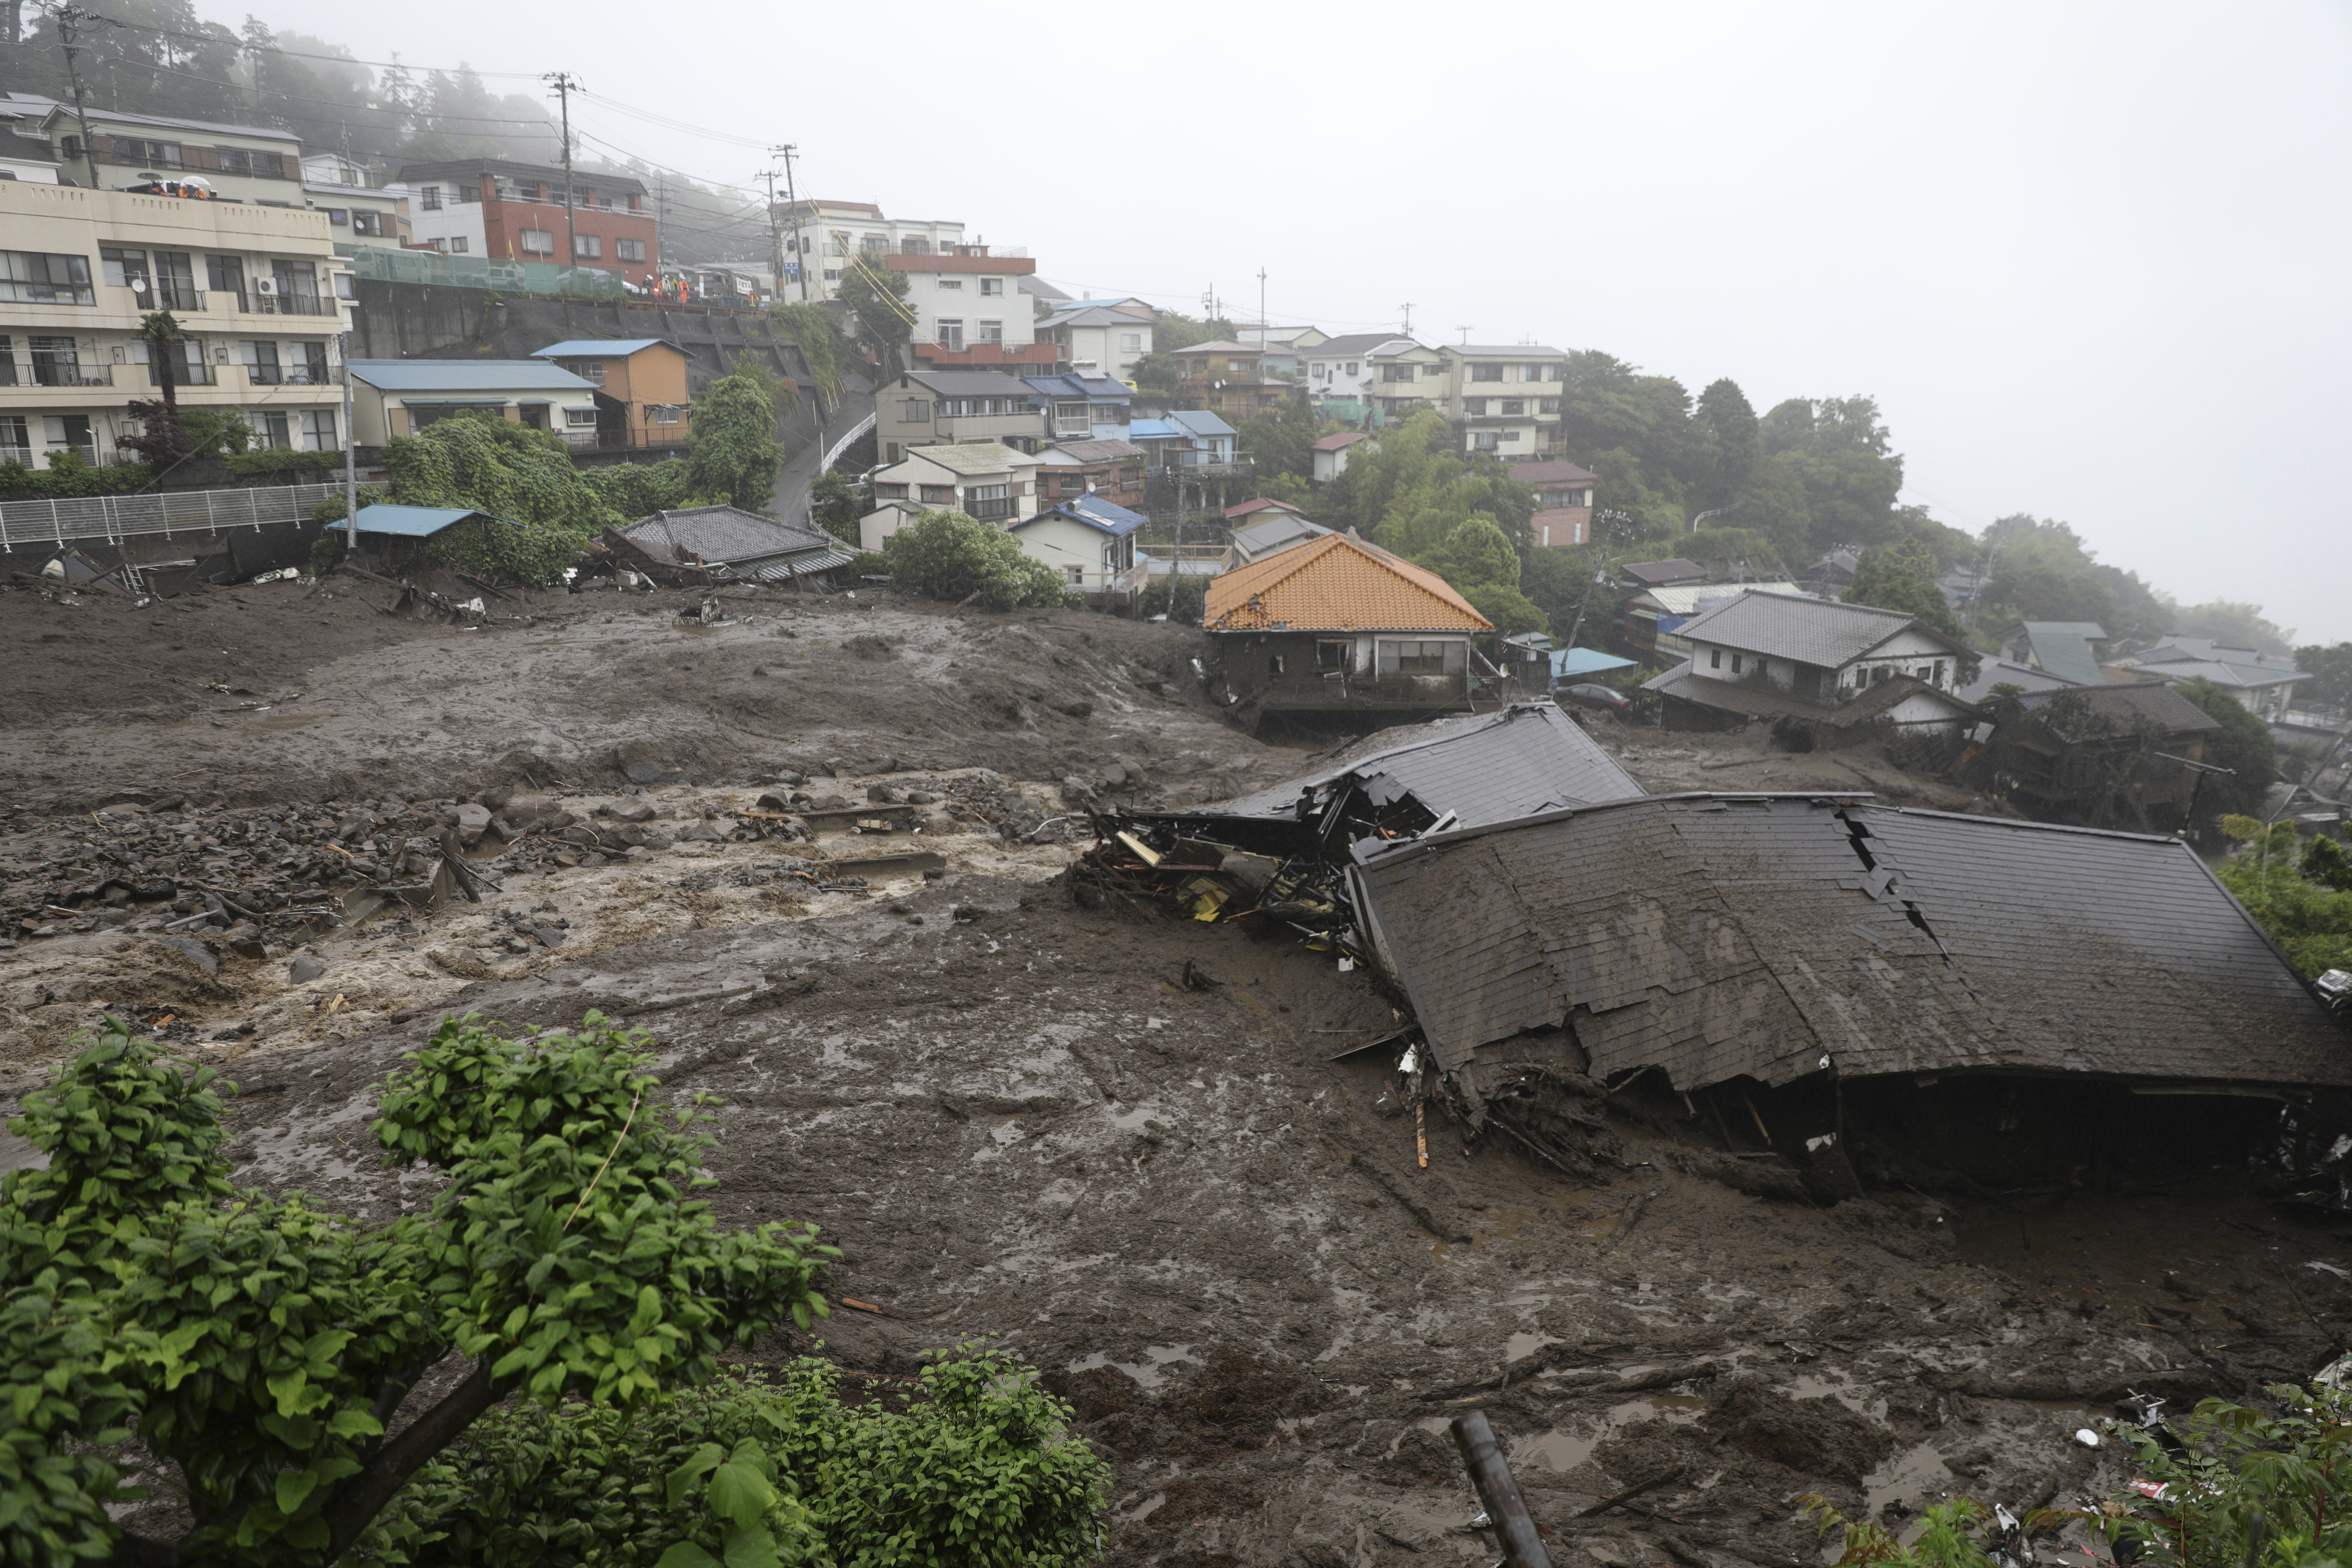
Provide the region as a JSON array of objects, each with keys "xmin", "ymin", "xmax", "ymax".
[
  {"xmin": 381, "ymin": 1345, "xmax": 1107, "ymax": 1567},
  {"xmin": 586, "ymin": 458, "xmax": 710, "ymax": 523},
  {"xmin": 883, "ymin": 510, "xmax": 1069, "ymax": 610},
  {"xmin": 1136, "ymin": 573, "xmax": 1206, "ymax": 625},
  {"xmin": 684, "ymin": 374, "xmax": 782, "ymax": 512},
  {"xmin": 0, "ymin": 1014, "xmax": 834, "ymax": 1566},
  {"xmin": 0, "ymin": 450, "xmax": 155, "ymax": 499},
  {"xmin": 307, "ymin": 531, "xmax": 346, "ymax": 577},
  {"xmin": 773, "ymin": 304, "xmax": 851, "ymax": 412},
  {"xmin": 226, "ymin": 447, "xmax": 342, "ymax": 477},
  {"xmin": 2218, "ymin": 817, "xmax": 2352, "ymax": 977}
]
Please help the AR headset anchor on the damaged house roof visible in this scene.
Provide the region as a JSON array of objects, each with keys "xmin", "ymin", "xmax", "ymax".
[
  {"xmin": 613, "ymin": 506, "xmax": 854, "ymax": 580},
  {"xmin": 1350, "ymin": 794, "xmax": 2349, "ymax": 1093},
  {"xmin": 1678, "ymin": 589, "xmax": 1974, "ymax": 667},
  {"xmin": 1170, "ymin": 703, "xmax": 1645, "ymax": 832}
]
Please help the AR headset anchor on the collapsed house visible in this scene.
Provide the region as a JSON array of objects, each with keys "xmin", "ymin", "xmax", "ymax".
[
  {"xmin": 602, "ymin": 505, "xmax": 857, "ymax": 588},
  {"xmin": 1972, "ymin": 682, "xmax": 2225, "ymax": 831}
]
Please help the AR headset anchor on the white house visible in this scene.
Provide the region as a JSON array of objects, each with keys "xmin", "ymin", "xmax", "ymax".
[
  {"xmin": 346, "ymin": 360, "xmax": 602, "ymax": 448},
  {"xmin": 859, "ymin": 441, "xmax": 1042, "ymax": 552},
  {"xmin": 1037, "ymin": 303, "xmax": 1155, "ymax": 383},
  {"xmin": 773, "ymin": 199, "xmax": 966, "ymax": 302},
  {"xmin": 1437, "ymin": 344, "xmax": 1567, "ymax": 457},
  {"xmin": 1301, "ymin": 333, "xmax": 1442, "ymax": 417},
  {"xmin": 1005, "ymin": 493, "xmax": 1147, "ymax": 596},
  {"xmin": 1643, "ymin": 590, "xmax": 1980, "ymax": 736},
  {"xmin": 1312, "ymin": 430, "xmax": 1373, "ymax": 483}
]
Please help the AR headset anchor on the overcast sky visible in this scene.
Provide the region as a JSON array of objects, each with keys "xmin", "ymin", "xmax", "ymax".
[{"xmin": 284, "ymin": 0, "xmax": 2350, "ymax": 643}]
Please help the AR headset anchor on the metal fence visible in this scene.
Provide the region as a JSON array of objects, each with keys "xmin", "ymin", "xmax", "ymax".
[
  {"xmin": 0, "ymin": 482, "xmax": 341, "ymax": 549},
  {"xmin": 336, "ymin": 243, "xmax": 629, "ymax": 300}
]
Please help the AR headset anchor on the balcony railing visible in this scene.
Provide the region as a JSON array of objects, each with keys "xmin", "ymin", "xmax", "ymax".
[
  {"xmin": 147, "ymin": 362, "xmax": 217, "ymax": 386},
  {"xmin": 968, "ymin": 498, "xmax": 1017, "ymax": 522},
  {"xmin": 232, "ymin": 290, "xmax": 334, "ymax": 316},
  {"xmin": 141, "ymin": 281, "xmax": 205, "ymax": 311},
  {"xmin": 31, "ymin": 364, "xmax": 113, "ymax": 388},
  {"xmin": 0, "ymin": 446, "xmax": 31, "ymax": 467}
]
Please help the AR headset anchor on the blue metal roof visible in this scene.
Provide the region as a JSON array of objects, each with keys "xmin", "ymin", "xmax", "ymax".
[
  {"xmin": 1022, "ymin": 373, "xmax": 1132, "ymax": 400},
  {"xmin": 1127, "ymin": 418, "xmax": 1182, "ymax": 440},
  {"xmin": 348, "ymin": 505, "xmax": 511, "ymax": 538},
  {"xmin": 531, "ymin": 339, "xmax": 691, "ymax": 360},
  {"xmin": 1165, "ymin": 408, "xmax": 1237, "ymax": 438},
  {"xmin": 1557, "ymin": 646, "xmax": 1638, "ymax": 678},
  {"xmin": 349, "ymin": 360, "xmax": 598, "ymax": 393},
  {"xmin": 1017, "ymin": 495, "xmax": 1147, "ymax": 539}
]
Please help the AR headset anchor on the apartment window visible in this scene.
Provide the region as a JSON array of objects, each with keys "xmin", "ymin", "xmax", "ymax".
[
  {"xmin": 242, "ymin": 341, "xmax": 282, "ymax": 385},
  {"xmin": 272, "ymin": 260, "xmax": 320, "ymax": 308},
  {"xmin": 979, "ymin": 320, "xmax": 1003, "ymax": 344},
  {"xmin": 935, "ymin": 319, "xmax": 964, "ymax": 351},
  {"xmin": 902, "ymin": 399, "xmax": 931, "ymax": 423},
  {"xmin": 1731, "ymin": 654, "xmax": 1745, "ymax": 674},
  {"xmin": 937, "ymin": 277, "xmax": 964, "ymax": 291},
  {"xmin": 1470, "ymin": 432, "xmax": 1499, "ymax": 451},
  {"xmin": 1502, "ymin": 399, "xmax": 1524, "ymax": 416},
  {"xmin": 354, "ymin": 211, "xmax": 388, "ymax": 237},
  {"xmin": 980, "ymin": 276, "xmax": 1003, "ymax": 296},
  {"xmin": 573, "ymin": 235, "xmax": 602, "ymax": 259},
  {"xmin": 1064, "ymin": 564, "xmax": 1085, "ymax": 586},
  {"xmin": 205, "ymin": 255, "xmax": 244, "ymax": 294},
  {"xmin": 295, "ymin": 341, "xmax": 329, "ymax": 383},
  {"xmin": 919, "ymin": 484, "xmax": 955, "ymax": 505},
  {"xmin": 0, "ymin": 414, "xmax": 28, "ymax": 462},
  {"xmin": 1539, "ymin": 397, "xmax": 1561, "ymax": 414},
  {"xmin": 900, "ymin": 237, "xmax": 931, "ymax": 255},
  {"xmin": 861, "ymin": 234, "xmax": 887, "ymax": 253},
  {"xmin": 246, "ymin": 410, "xmax": 290, "ymax": 449},
  {"xmin": 455, "ymin": 181, "xmax": 480, "ymax": 203},
  {"xmin": 518, "ymin": 229, "xmax": 555, "ymax": 255},
  {"xmin": 1378, "ymin": 639, "xmax": 1465, "ymax": 675},
  {"xmin": 326, "ymin": 208, "xmax": 349, "ymax": 227},
  {"xmin": 1053, "ymin": 401, "xmax": 1089, "ymax": 435},
  {"xmin": 300, "ymin": 409, "xmax": 337, "ymax": 450},
  {"xmin": 419, "ymin": 184, "xmax": 442, "ymax": 211},
  {"xmin": 29, "ymin": 337, "xmax": 88, "ymax": 387},
  {"xmin": 447, "ymin": 237, "xmax": 469, "ymax": 253},
  {"xmin": 43, "ymin": 414, "xmax": 94, "ymax": 461},
  {"xmin": 1499, "ymin": 430, "xmax": 1520, "ymax": 442},
  {"xmin": 100, "ymin": 246, "xmax": 150, "ymax": 290},
  {"xmin": 822, "ymin": 269, "xmax": 841, "ymax": 281},
  {"xmin": 216, "ymin": 147, "xmax": 252, "ymax": 176},
  {"xmin": 875, "ymin": 483, "xmax": 908, "ymax": 500},
  {"xmin": 1471, "ymin": 363, "xmax": 1502, "ymax": 381},
  {"xmin": 1528, "ymin": 364, "xmax": 1556, "ymax": 381},
  {"xmin": 616, "ymin": 237, "xmax": 646, "ymax": 262},
  {"xmin": 0, "ymin": 337, "xmax": 13, "ymax": 386},
  {"xmin": 1463, "ymin": 398, "xmax": 1487, "ymax": 416},
  {"xmin": 651, "ymin": 405, "xmax": 681, "ymax": 425},
  {"xmin": 1121, "ymin": 332, "xmax": 1141, "ymax": 351},
  {"xmin": 1709, "ymin": 649, "xmax": 1722, "ymax": 670},
  {"xmin": 564, "ymin": 407, "xmax": 597, "ymax": 430},
  {"xmin": 1344, "ymin": 361, "xmax": 1359, "ymax": 376},
  {"xmin": 0, "ymin": 251, "xmax": 92, "ymax": 307},
  {"xmin": 1316, "ymin": 640, "xmax": 1352, "ymax": 673},
  {"xmin": 561, "ymin": 360, "xmax": 606, "ymax": 385},
  {"xmin": 967, "ymin": 482, "xmax": 1013, "ymax": 520},
  {"xmin": 1381, "ymin": 363, "xmax": 1416, "ymax": 382}
]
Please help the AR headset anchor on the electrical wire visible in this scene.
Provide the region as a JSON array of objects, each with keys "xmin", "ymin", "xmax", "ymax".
[
  {"xmin": 39, "ymin": 9, "xmax": 547, "ymax": 79},
  {"xmin": 574, "ymin": 90, "xmax": 771, "ymax": 151}
]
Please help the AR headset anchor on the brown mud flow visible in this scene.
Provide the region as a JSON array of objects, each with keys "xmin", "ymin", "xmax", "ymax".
[{"xmin": 4, "ymin": 577, "xmax": 2347, "ymax": 1566}]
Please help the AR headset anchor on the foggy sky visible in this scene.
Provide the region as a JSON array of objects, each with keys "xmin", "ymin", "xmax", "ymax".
[{"xmin": 278, "ymin": 0, "xmax": 2350, "ymax": 643}]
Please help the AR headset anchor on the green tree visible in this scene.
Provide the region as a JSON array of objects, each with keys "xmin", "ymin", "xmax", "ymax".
[
  {"xmin": 1233, "ymin": 396, "xmax": 1331, "ymax": 488},
  {"xmin": 1974, "ymin": 515, "xmax": 2172, "ymax": 645},
  {"xmin": 684, "ymin": 372, "xmax": 783, "ymax": 512},
  {"xmin": 2168, "ymin": 599, "xmax": 2296, "ymax": 656},
  {"xmin": 1413, "ymin": 517, "xmax": 1546, "ymax": 635},
  {"xmin": 2292, "ymin": 641, "xmax": 2352, "ymax": 711},
  {"xmin": 1846, "ymin": 540, "xmax": 1967, "ymax": 643},
  {"xmin": 1759, "ymin": 396, "xmax": 1907, "ymax": 552},
  {"xmin": 811, "ymin": 469, "xmax": 863, "ymax": 546},
  {"xmin": 0, "ymin": 1013, "xmax": 834, "ymax": 1566},
  {"xmin": 2174, "ymin": 677, "xmax": 2280, "ymax": 827},
  {"xmin": 835, "ymin": 257, "xmax": 913, "ymax": 351},
  {"xmin": 1690, "ymin": 377, "xmax": 1759, "ymax": 511},
  {"xmin": 882, "ymin": 511, "xmax": 1071, "ymax": 610}
]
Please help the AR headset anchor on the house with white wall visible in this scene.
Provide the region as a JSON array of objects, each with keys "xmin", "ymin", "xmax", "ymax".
[
  {"xmin": 885, "ymin": 248, "xmax": 1057, "ymax": 372},
  {"xmin": 1006, "ymin": 493, "xmax": 1147, "ymax": 597},
  {"xmin": 1438, "ymin": 344, "xmax": 1567, "ymax": 458},
  {"xmin": 859, "ymin": 441, "xmax": 1042, "ymax": 551},
  {"xmin": 1037, "ymin": 303, "xmax": 1154, "ymax": 382},
  {"xmin": 1302, "ymin": 333, "xmax": 1442, "ymax": 421},
  {"xmin": 772, "ymin": 199, "xmax": 965, "ymax": 302},
  {"xmin": 1642, "ymin": 589, "xmax": 1979, "ymax": 739}
]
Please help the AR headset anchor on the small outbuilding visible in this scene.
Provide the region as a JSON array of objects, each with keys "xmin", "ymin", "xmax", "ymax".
[{"xmin": 605, "ymin": 505, "xmax": 855, "ymax": 586}]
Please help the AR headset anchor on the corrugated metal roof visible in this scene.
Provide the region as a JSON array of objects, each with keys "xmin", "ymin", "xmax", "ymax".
[
  {"xmin": 1175, "ymin": 702, "xmax": 1644, "ymax": 827},
  {"xmin": 617, "ymin": 505, "xmax": 836, "ymax": 565},
  {"xmin": 1230, "ymin": 514, "xmax": 1331, "ymax": 559},
  {"xmin": 531, "ymin": 339, "xmax": 692, "ymax": 360},
  {"xmin": 1204, "ymin": 532, "xmax": 1490, "ymax": 634},
  {"xmin": 1015, "ymin": 496, "xmax": 1146, "ymax": 539},
  {"xmin": 1165, "ymin": 409, "xmax": 1237, "ymax": 439},
  {"xmin": 736, "ymin": 546, "xmax": 858, "ymax": 579},
  {"xmin": 1034, "ymin": 439, "xmax": 1144, "ymax": 465},
  {"xmin": 1311, "ymin": 432, "xmax": 1373, "ymax": 451},
  {"xmin": 1677, "ymin": 588, "xmax": 1962, "ymax": 667},
  {"xmin": 349, "ymin": 505, "xmax": 506, "ymax": 538},
  {"xmin": 1956, "ymin": 659, "xmax": 2079, "ymax": 705},
  {"xmin": 900, "ymin": 369, "xmax": 1037, "ymax": 397},
  {"xmin": 1352, "ymin": 794, "xmax": 2351, "ymax": 1089},
  {"xmin": 1022, "ymin": 373, "xmax": 1132, "ymax": 398},
  {"xmin": 2016, "ymin": 623, "xmax": 2109, "ymax": 686},
  {"xmin": 1638, "ymin": 580, "xmax": 1803, "ymax": 616},
  {"xmin": 350, "ymin": 360, "xmax": 597, "ymax": 393}
]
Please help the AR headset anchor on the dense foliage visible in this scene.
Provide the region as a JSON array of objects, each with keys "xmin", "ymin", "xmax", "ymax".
[
  {"xmin": 2173, "ymin": 678, "xmax": 2281, "ymax": 827},
  {"xmin": 683, "ymin": 375, "xmax": 783, "ymax": 512},
  {"xmin": 771, "ymin": 306, "xmax": 853, "ymax": 414},
  {"xmin": 810, "ymin": 471, "xmax": 863, "ymax": 546},
  {"xmin": 2217, "ymin": 818, "xmax": 2352, "ymax": 979},
  {"xmin": 0, "ymin": 1013, "xmax": 833, "ymax": 1565},
  {"xmin": 1845, "ymin": 540, "xmax": 1967, "ymax": 643},
  {"xmin": 834, "ymin": 262, "xmax": 913, "ymax": 352},
  {"xmin": 2294, "ymin": 643, "xmax": 2352, "ymax": 713},
  {"xmin": 882, "ymin": 510, "xmax": 1073, "ymax": 610},
  {"xmin": 379, "ymin": 1348, "xmax": 1108, "ymax": 1568}
]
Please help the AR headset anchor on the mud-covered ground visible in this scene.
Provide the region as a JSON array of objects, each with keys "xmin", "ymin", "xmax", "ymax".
[{"xmin": 6, "ymin": 578, "xmax": 2347, "ymax": 1567}]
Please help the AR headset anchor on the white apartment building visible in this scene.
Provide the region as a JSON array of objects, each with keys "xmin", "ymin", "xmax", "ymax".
[
  {"xmin": 1303, "ymin": 333, "xmax": 1444, "ymax": 417},
  {"xmin": 1037, "ymin": 303, "xmax": 1154, "ymax": 382},
  {"xmin": 774, "ymin": 199, "xmax": 967, "ymax": 303},
  {"xmin": 0, "ymin": 180, "xmax": 355, "ymax": 467},
  {"xmin": 6, "ymin": 95, "xmax": 312, "ymax": 207},
  {"xmin": 1437, "ymin": 344, "xmax": 1568, "ymax": 458}
]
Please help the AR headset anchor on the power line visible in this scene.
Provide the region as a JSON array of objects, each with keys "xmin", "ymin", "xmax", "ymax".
[
  {"xmin": 574, "ymin": 89, "xmax": 770, "ymax": 150},
  {"xmin": 35, "ymin": 11, "xmax": 545, "ymax": 79}
]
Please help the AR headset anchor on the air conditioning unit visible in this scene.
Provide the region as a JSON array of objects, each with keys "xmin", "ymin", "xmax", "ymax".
[{"xmin": 256, "ymin": 277, "xmax": 278, "ymax": 295}]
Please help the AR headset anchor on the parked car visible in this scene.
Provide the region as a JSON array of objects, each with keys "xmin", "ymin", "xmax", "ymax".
[{"xmin": 1556, "ymin": 682, "xmax": 1631, "ymax": 714}]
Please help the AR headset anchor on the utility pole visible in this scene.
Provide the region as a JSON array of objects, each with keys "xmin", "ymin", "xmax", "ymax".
[
  {"xmin": 1401, "ymin": 302, "xmax": 1414, "ymax": 334},
  {"xmin": 758, "ymin": 166, "xmax": 781, "ymax": 301},
  {"xmin": 46, "ymin": 4, "xmax": 104, "ymax": 190},
  {"xmin": 545, "ymin": 72, "xmax": 580, "ymax": 274},
  {"xmin": 772, "ymin": 143, "xmax": 806, "ymax": 302},
  {"xmin": 338, "ymin": 329, "xmax": 356, "ymax": 553},
  {"xmin": 1256, "ymin": 267, "xmax": 1266, "ymax": 340},
  {"xmin": 1457, "ymin": 326, "xmax": 1472, "ymax": 344}
]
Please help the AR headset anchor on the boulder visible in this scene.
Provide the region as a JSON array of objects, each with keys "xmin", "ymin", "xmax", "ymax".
[
  {"xmin": 454, "ymin": 803, "xmax": 493, "ymax": 847},
  {"xmin": 602, "ymin": 799, "xmax": 657, "ymax": 824}
]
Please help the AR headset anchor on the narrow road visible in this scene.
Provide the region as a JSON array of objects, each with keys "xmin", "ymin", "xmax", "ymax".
[{"xmin": 770, "ymin": 382, "xmax": 875, "ymax": 526}]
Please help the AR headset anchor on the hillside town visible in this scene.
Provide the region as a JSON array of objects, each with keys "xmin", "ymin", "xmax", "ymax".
[{"xmin": 3, "ymin": 18, "xmax": 2352, "ymax": 1568}]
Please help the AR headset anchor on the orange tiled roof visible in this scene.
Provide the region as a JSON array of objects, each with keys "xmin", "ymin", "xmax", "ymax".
[{"xmin": 1204, "ymin": 532, "xmax": 1492, "ymax": 634}]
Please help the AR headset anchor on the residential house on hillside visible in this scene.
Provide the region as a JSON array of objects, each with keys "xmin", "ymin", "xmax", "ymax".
[
  {"xmin": 1312, "ymin": 430, "xmax": 1373, "ymax": 483},
  {"xmin": 1619, "ymin": 558, "xmax": 1715, "ymax": 589},
  {"xmin": 1955, "ymin": 658, "xmax": 2082, "ymax": 706},
  {"xmin": 1438, "ymin": 344, "xmax": 1566, "ymax": 457},
  {"xmin": 1129, "ymin": 409, "xmax": 1243, "ymax": 475},
  {"xmin": 1224, "ymin": 512, "xmax": 1332, "ymax": 570},
  {"xmin": 348, "ymin": 360, "xmax": 600, "ymax": 448},
  {"xmin": 2103, "ymin": 638, "xmax": 2307, "ymax": 721},
  {"xmin": 1974, "ymin": 684, "xmax": 2224, "ymax": 832},
  {"xmin": 874, "ymin": 370, "xmax": 1045, "ymax": 462},
  {"xmin": 1171, "ymin": 342, "xmax": 1286, "ymax": 418},
  {"xmin": 1622, "ymin": 576, "xmax": 1805, "ymax": 663},
  {"xmin": 1203, "ymin": 532, "xmax": 1500, "ymax": 727},
  {"xmin": 1514, "ymin": 459, "xmax": 1598, "ymax": 548},
  {"xmin": 1225, "ymin": 497, "xmax": 1306, "ymax": 525},
  {"xmin": 1303, "ymin": 334, "xmax": 1444, "ymax": 423},
  {"xmin": 1037, "ymin": 304, "xmax": 1154, "ymax": 382},
  {"xmin": 771, "ymin": 199, "xmax": 964, "ymax": 302},
  {"xmin": 13, "ymin": 96, "xmax": 307, "ymax": 205},
  {"xmin": 858, "ymin": 441, "xmax": 1041, "ymax": 551},
  {"xmin": 605, "ymin": 505, "xmax": 854, "ymax": 587},
  {"xmin": 886, "ymin": 247, "xmax": 1057, "ymax": 371},
  {"xmin": 298, "ymin": 156, "xmax": 407, "ymax": 248},
  {"xmin": 1237, "ymin": 324, "xmax": 1330, "ymax": 379},
  {"xmin": 1642, "ymin": 589, "xmax": 1979, "ymax": 742},
  {"xmin": 1033, "ymin": 438, "xmax": 1146, "ymax": 508},
  {"xmin": 1006, "ymin": 493, "xmax": 1148, "ymax": 597},
  {"xmin": 1023, "ymin": 373, "xmax": 1132, "ymax": 442},
  {"xmin": 530, "ymin": 338, "xmax": 693, "ymax": 453},
  {"xmin": 0, "ymin": 176, "xmax": 355, "ymax": 467},
  {"xmin": 399, "ymin": 159, "xmax": 654, "ymax": 286},
  {"xmin": 1997, "ymin": 621, "xmax": 2110, "ymax": 687}
]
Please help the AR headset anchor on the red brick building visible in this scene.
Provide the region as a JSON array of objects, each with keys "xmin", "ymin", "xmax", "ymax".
[{"xmin": 399, "ymin": 159, "xmax": 658, "ymax": 288}]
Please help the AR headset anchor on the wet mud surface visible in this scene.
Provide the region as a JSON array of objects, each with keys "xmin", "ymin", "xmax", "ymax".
[{"xmin": 5, "ymin": 584, "xmax": 2347, "ymax": 1565}]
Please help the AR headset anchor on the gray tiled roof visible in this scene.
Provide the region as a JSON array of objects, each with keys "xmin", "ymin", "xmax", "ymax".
[
  {"xmin": 2015, "ymin": 623, "xmax": 2109, "ymax": 686},
  {"xmin": 2002, "ymin": 682, "xmax": 2222, "ymax": 738},
  {"xmin": 618, "ymin": 505, "xmax": 836, "ymax": 566},
  {"xmin": 1181, "ymin": 703, "xmax": 1644, "ymax": 829},
  {"xmin": 1351, "ymin": 795, "xmax": 2348, "ymax": 1089},
  {"xmin": 1677, "ymin": 589, "xmax": 1961, "ymax": 667}
]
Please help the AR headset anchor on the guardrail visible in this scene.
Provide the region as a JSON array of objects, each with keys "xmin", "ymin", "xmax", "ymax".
[{"xmin": 0, "ymin": 481, "xmax": 341, "ymax": 550}]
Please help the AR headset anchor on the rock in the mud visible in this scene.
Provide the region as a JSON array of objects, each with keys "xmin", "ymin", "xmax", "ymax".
[
  {"xmin": 625, "ymin": 761, "xmax": 688, "ymax": 786},
  {"xmin": 288, "ymin": 954, "xmax": 325, "ymax": 982},
  {"xmin": 602, "ymin": 800, "xmax": 657, "ymax": 824},
  {"xmin": 454, "ymin": 803, "xmax": 492, "ymax": 847},
  {"xmin": 774, "ymin": 770, "xmax": 805, "ymax": 787},
  {"xmin": 1059, "ymin": 776, "xmax": 1093, "ymax": 805},
  {"xmin": 151, "ymin": 933, "xmax": 218, "ymax": 976}
]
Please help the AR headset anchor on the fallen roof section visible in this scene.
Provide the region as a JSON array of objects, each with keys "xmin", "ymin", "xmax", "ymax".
[{"xmin": 1349, "ymin": 793, "xmax": 2348, "ymax": 1093}]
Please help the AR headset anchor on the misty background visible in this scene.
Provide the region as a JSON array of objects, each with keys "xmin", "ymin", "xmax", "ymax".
[{"xmin": 7, "ymin": 0, "xmax": 2343, "ymax": 641}]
